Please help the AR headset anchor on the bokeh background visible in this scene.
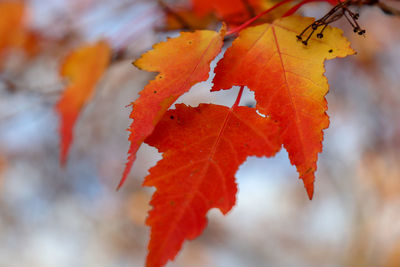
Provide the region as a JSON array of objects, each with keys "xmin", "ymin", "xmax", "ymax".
[{"xmin": 1, "ymin": 0, "xmax": 400, "ymax": 266}]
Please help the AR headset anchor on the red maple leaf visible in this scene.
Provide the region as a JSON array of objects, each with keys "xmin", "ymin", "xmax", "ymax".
[
  {"xmin": 212, "ymin": 16, "xmax": 355, "ymax": 198},
  {"xmin": 144, "ymin": 100, "xmax": 282, "ymax": 267}
]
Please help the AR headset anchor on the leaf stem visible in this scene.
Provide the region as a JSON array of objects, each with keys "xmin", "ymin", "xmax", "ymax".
[{"xmin": 233, "ymin": 86, "xmax": 245, "ymax": 108}]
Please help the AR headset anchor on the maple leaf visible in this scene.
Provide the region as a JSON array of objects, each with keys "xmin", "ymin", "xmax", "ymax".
[
  {"xmin": 0, "ymin": 1, "xmax": 40, "ymax": 69},
  {"xmin": 0, "ymin": 1, "xmax": 24, "ymax": 49},
  {"xmin": 144, "ymin": 102, "xmax": 282, "ymax": 267},
  {"xmin": 0, "ymin": 1, "xmax": 26, "ymax": 68},
  {"xmin": 119, "ymin": 27, "xmax": 225, "ymax": 189},
  {"xmin": 212, "ymin": 16, "xmax": 355, "ymax": 199},
  {"xmin": 56, "ymin": 41, "xmax": 111, "ymax": 165}
]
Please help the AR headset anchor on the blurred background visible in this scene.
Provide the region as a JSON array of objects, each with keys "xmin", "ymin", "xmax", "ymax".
[{"xmin": 0, "ymin": 0, "xmax": 400, "ymax": 266}]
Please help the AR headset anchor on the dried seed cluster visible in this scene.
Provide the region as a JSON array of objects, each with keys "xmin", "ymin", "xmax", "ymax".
[{"xmin": 297, "ymin": 0, "xmax": 366, "ymax": 45}]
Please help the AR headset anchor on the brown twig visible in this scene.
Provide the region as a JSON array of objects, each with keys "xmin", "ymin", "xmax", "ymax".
[{"xmin": 377, "ymin": 1, "xmax": 400, "ymax": 15}]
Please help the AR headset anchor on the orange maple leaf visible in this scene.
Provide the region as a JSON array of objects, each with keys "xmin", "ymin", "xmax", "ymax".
[
  {"xmin": 120, "ymin": 27, "xmax": 225, "ymax": 189},
  {"xmin": 0, "ymin": 1, "xmax": 24, "ymax": 51},
  {"xmin": 0, "ymin": 1, "xmax": 37, "ymax": 68},
  {"xmin": 56, "ymin": 41, "xmax": 111, "ymax": 165},
  {"xmin": 144, "ymin": 102, "xmax": 282, "ymax": 267},
  {"xmin": 212, "ymin": 16, "xmax": 355, "ymax": 199}
]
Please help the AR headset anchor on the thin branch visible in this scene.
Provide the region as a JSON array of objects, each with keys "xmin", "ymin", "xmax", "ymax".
[
  {"xmin": 226, "ymin": 0, "xmax": 294, "ymax": 36},
  {"xmin": 377, "ymin": 2, "xmax": 400, "ymax": 15}
]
